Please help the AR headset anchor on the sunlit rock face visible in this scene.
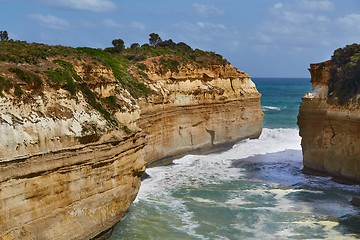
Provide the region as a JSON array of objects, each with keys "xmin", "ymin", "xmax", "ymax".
[
  {"xmin": 0, "ymin": 55, "xmax": 263, "ymax": 239},
  {"xmin": 137, "ymin": 59, "xmax": 263, "ymax": 164},
  {"xmin": 298, "ymin": 61, "xmax": 360, "ymax": 183},
  {"xmin": 0, "ymin": 62, "xmax": 147, "ymax": 239}
]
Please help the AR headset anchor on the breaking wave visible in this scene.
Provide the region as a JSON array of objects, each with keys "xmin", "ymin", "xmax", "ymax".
[{"xmin": 262, "ymin": 105, "xmax": 282, "ymax": 111}]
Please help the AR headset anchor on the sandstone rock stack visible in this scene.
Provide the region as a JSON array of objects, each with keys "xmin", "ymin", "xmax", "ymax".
[{"xmin": 298, "ymin": 44, "xmax": 360, "ymax": 183}]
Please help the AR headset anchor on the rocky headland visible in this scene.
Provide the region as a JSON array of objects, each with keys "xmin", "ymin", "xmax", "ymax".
[
  {"xmin": 0, "ymin": 39, "xmax": 263, "ymax": 239},
  {"xmin": 298, "ymin": 44, "xmax": 360, "ymax": 183}
]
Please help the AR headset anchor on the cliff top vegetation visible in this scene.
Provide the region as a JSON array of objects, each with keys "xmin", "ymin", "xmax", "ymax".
[
  {"xmin": 328, "ymin": 43, "xmax": 360, "ymax": 105},
  {"xmin": 0, "ymin": 33, "xmax": 228, "ymax": 96},
  {"xmin": 0, "ymin": 32, "xmax": 229, "ymax": 123}
]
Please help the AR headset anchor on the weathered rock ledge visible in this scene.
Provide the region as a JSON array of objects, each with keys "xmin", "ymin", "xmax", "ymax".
[
  {"xmin": 298, "ymin": 56, "xmax": 360, "ymax": 183},
  {"xmin": 0, "ymin": 52, "xmax": 263, "ymax": 239}
]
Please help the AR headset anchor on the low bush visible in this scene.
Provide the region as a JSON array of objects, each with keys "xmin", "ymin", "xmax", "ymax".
[
  {"xmin": 0, "ymin": 75, "xmax": 13, "ymax": 95},
  {"xmin": 9, "ymin": 67, "xmax": 42, "ymax": 88},
  {"xmin": 328, "ymin": 44, "xmax": 360, "ymax": 105}
]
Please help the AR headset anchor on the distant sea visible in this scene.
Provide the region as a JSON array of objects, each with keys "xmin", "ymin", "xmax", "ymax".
[{"xmin": 109, "ymin": 78, "xmax": 360, "ymax": 240}]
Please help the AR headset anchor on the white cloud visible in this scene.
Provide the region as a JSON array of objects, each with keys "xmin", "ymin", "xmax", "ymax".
[
  {"xmin": 102, "ymin": 19, "xmax": 121, "ymax": 28},
  {"xmin": 29, "ymin": 14, "xmax": 70, "ymax": 29},
  {"xmin": 251, "ymin": 0, "xmax": 358, "ymax": 62},
  {"xmin": 131, "ymin": 21, "xmax": 145, "ymax": 31},
  {"xmin": 101, "ymin": 20, "xmax": 145, "ymax": 31},
  {"xmin": 42, "ymin": 0, "xmax": 116, "ymax": 12},
  {"xmin": 274, "ymin": 3, "xmax": 284, "ymax": 9},
  {"xmin": 173, "ymin": 21, "xmax": 239, "ymax": 48},
  {"xmin": 193, "ymin": 3, "xmax": 224, "ymax": 17},
  {"xmin": 256, "ymin": 0, "xmax": 337, "ymax": 51},
  {"xmin": 271, "ymin": 1, "xmax": 332, "ymax": 24},
  {"xmin": 337, "ymin": 13, "xmax": 360, "ymax": 30},
  {"xmin": 175, "ymin": 21, "xmax": 229, "ymax": 33},
  {"xmin": 196, "ymin": 22, "xmax": 228, "ymax": 30},
  {"xmin": 296, "ymin": 0, "xmax": 334, "ymax": 11}
]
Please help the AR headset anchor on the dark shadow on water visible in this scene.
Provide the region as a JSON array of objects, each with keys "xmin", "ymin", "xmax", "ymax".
[{"xmin": 231, "ymin": 149, "xmax": 360, "ymax": 237}]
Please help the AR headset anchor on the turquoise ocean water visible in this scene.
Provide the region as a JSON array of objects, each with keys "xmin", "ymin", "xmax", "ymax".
[{"xmin": 109, "ymin": 78, "xmax": 360, "ymax": 239}]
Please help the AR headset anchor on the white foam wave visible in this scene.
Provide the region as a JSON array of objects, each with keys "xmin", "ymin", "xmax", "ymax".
[
  {"xmin": 138, "ymin": 128, "xmax": 301, "ymax": 200},
  {"xmin": 262, "ymin": 105, "xmax": 281, "ymax": 111},
  {"xmin": 130, "ymin": 128, "xmax": 357, "ymax": 239},
  {"xmin": 135, "ymin": 128, "xmax": 302, "ymax": 239}
]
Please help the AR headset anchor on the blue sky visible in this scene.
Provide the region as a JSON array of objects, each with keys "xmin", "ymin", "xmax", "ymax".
[{"xmin": 0, "ymin": 0, "xmax": 359, "ymax": 77}]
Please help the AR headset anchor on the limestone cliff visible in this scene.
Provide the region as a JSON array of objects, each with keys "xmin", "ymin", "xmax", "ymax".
[
  {"xmin": 0, "ymin": 41, "xmax": 263, "ymax": 239},
  {"xmin": 298, "ymin": 44, "xmax": 360, "ymax": 182},
  {"xmin": 136, "ymin": 57, "xmax": 263, "ymax": 164}
]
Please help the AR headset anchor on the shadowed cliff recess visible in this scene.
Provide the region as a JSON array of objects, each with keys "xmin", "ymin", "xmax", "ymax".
[{"xmin": 0, "ymin": 34, "xmax": 263, "ymax": 239}]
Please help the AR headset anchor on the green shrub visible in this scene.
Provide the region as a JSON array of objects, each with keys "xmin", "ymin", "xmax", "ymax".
[
  {"xmin": 123, "ymin": 125, "xmax": 132, "ymax": 134},
  {"xmin": 160, "ymin": 58, "xmax": 180, "ymax": 72},
  {"xmin": 45, "ymin": 60, "xmax": 82, "ymax": 95},
  {"xmin": 77, "ymin": 47, "xmax": 150, "ymax": 98},
  {"xmin": 46, "ymin": 68, "xmax": 70, "ymax": 84},
  {"xmin": 0, "ymin": 41, "xmax": 76, "ymax": 64},
  {"xmin": 103, "ymin": 95, "xmax": 119, "ymax": 110},
  {"xmin": 0, "ymin": 75, "xmax": 13, "ymax": 95},
  {"xmin": 138, "ymin": 70, "xmax": 149, "ymax": 79},
  {"xmin": 14, "ymin": 84, "xmax": 24, "ymax": 97},
  {"xmin": 80, "ymin": 84, "xmax": 117, "ymax": 124},
  {"xmin": 137, "ymin": 63, "xmax": 148, "ymax": 71},
  {"xmin": 9, "ymin": 67, "xmax": 42, "ymax": 88},
  {"xmin": 328, "ymin": 44, "xmax": 360, "ymax": 105}
]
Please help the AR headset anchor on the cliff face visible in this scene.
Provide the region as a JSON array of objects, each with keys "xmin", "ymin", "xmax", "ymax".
[
  {"xmin": 0, "ymin": 61, "xmax": 147, "ymax": 239},
  {"xmin": 137, "ymin": 59, "xmax": 263, "ymax": 164},
  {"xmin": 0, "ymin": 43, "xmax": 263, "ymax": 239},
  {"xmin": 298, "ymin": 53, "xmax": 360, "ymax": 182}
]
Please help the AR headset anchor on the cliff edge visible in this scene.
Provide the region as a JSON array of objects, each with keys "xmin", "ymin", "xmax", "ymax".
[
  {"xmin": 0, "ymin": 39, "xmax": 263, "ymax": 239},
  {"xmin": 298, "ymin": 43, "xmax": 360, "ymax": 183}
]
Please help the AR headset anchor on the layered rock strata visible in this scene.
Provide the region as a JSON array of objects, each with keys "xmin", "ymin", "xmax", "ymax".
[
  {"xmin": 298, "ymin": 61, "xmax": 360, "ymax": 182},
  {"xmin": 0, "ymin": 56, "xmax": 263, "ymax": 239},
  {"xmin": 137, "ymin": 61, "xmax": 263, "ymax": 164},
  {"xmin": 0, "ymin": 63, "xmax": 147, "ymax": 239}
]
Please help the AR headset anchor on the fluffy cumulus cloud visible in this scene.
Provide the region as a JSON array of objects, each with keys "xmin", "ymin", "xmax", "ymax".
[
  {"xmin": 252, "ymin": 0, "xmax": 339, "ymax": 53},
  {"xmin": 130, "ymin": 21, "xmax": 146, "ymax": 31},
  {"xmin": 175, "ymin": 21, "xmax": 230, "ymax": 36},
  {"xmin": 196, "ymin": 22, "xmax": 228, "ymax": 30},
  {"xmin": 41, "ymin": 0, "xmax": 116, "ymax": 12},
  {"xmin": 101, "ymin": 19, "xmax": 145, "ymax": 32},
  {"xmin": 172, "ymin": 20, "xmax": 239, "ymax": 49},
  {"xmin": 102, "ymin": 19, "xmax": 121, "ymax": 28},
  {"xmin": 295, "ymin": 0, "xmax": 334, "ymax": 11},
  {"xmin": 29, "ymin": 14, "xmax": 70, "ymax": 29},
  {"xmin": 337, "ymin": 13, "xmax": 360, "ymax": 30},
  {"xmin": 193, "ymin": 3, "xmax": 224, "ymax": 17}
]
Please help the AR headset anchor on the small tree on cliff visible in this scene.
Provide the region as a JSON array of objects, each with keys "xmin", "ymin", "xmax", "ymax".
[
  {"xmin": 157, "ymin": 39, "xmax": 176, "ymax": 49},
  {"xmin": 0, "ymin": 31, "xmax": 9, "ymax": 41},
  {"xmin": 112, "ymin": 38, "xmax": 125, "ymax": 53},
  {"xmin": 149, "ymin": 33, "xmax": 162, "ymax": 47},
  {"xmin": 130, "ymin": 43, "xmax": 140, "ymax": 49}
]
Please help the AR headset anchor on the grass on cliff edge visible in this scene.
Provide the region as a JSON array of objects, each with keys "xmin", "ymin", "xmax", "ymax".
[
  {"xmin": 0, "ymin": 41, "xmax": 150, "ymax": 98},
  {"xmin": 76, "ymin": 47, "xmax": 150, "ymax": 98},
  {"xmin": 0, "ymin": 38, "xmax": 231, "ymax": 121},
  {"xmin": 0, "ymin": 38, "xmax": 229, "ymax": 97},
  {"xmin": 328, "ymin": 43, "xmax": 360, "ymax": 106}
]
